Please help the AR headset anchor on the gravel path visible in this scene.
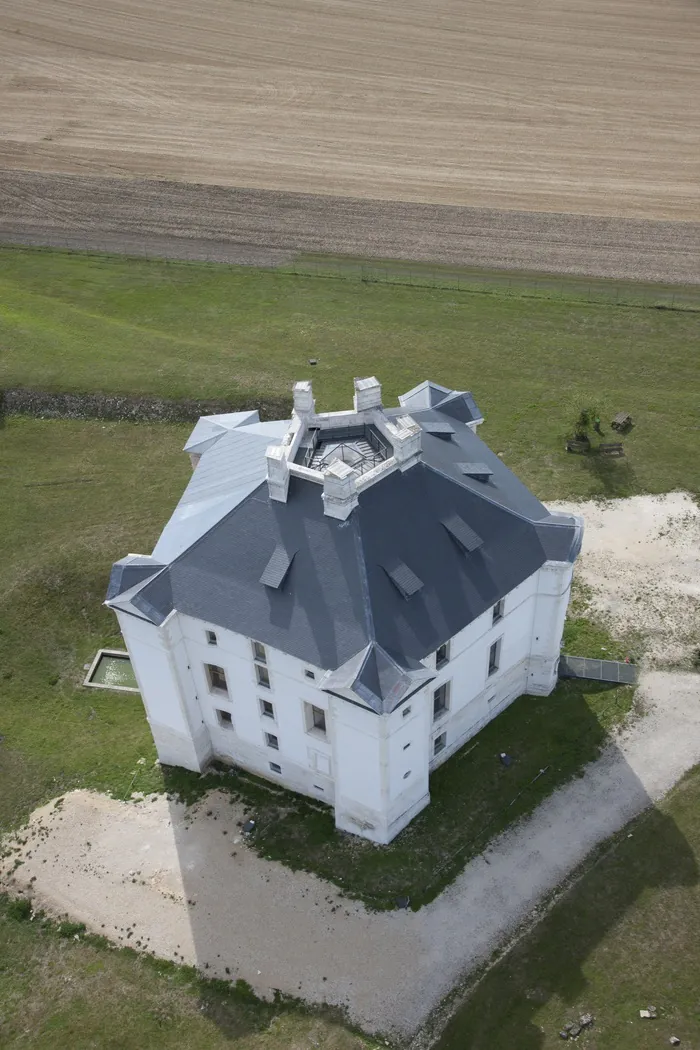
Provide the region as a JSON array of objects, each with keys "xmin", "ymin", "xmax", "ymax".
[
  {"xmin": 3, "ymin": 671, "xmax": 699, "ymax": 1038},
  {"xmin": 2, "ymin": 170, "xmax": 699, "ymax": 284}
]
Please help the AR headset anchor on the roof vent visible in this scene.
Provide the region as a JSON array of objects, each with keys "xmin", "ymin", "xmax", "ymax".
[
  {"xmin": 260, "ymin": 546, "xmax": 296, "ymax": 589},
  {"xmin": 382, "ymin": 560, "xmax": 424, "ymax": 599},
  {"xmin": 422, "ymin": 421, "xmax": 455, "ymax": 439},
  {"xmin": 458, "ymin": 462, "xmax": 494, "ymax": 482},
  {"xmin": 442, "ymin": 514, "xmax": 483, "ymax": 553}
]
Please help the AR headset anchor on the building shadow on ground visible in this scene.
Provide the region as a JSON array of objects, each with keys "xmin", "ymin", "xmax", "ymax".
[{"xmin": 163, "ymin": 678, "xmax": 698, "ymax": 1044}]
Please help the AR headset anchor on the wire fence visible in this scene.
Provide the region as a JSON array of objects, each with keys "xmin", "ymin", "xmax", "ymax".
[
  {"xmin": 280, "ymin": 257, "xmax": 700, "ymax": 312},
  {"xmin": 2, "ymin": 241, "xmax": 698, "ymax": 313}
]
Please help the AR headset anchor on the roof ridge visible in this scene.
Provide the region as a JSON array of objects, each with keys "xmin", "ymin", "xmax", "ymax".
[{"xmin": 350, "ymin": 508, "xmax": 377, "ymax": 645}]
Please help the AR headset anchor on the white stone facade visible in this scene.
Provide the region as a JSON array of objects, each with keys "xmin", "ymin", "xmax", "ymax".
[{"xmin": 114, "ymin": 554, "xmax": 573, "ymax": 845}]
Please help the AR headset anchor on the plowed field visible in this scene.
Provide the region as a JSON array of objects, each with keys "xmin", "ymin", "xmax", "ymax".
[{"xmin": 1, "ymin": 0, "xmax": 699, "ymax": 220}]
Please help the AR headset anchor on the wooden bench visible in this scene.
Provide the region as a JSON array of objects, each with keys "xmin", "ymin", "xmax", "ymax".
[
  {"xmin": 566, "ymin": 439, "xmax": 590, "ymax": 454},
  {"xmin": 611, "ymin": 412, "xmax": 633, "ymax": 432},
  {"xmin": 599, "ymin": 442, "xmax": 625, "ymax": 457}
]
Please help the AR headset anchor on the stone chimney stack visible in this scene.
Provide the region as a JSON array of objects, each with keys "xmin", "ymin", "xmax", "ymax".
[
  {"xmin": 353, "ymin": 376, "xmax": 382, "ymax": 413},
  {"xmin": 266, "ymin": 444, "xmax": 290, "ymax": 502},
  {"xmin": 322, "ymin": 460, "xmax": 358, "ymax": 520},
  {"xmin": 293, "ymin": 380, "xmax": 315, "ymax": 416},
  {"xmin": 388, "ymin": 414, "xmax": 423, "ymax": 471}
]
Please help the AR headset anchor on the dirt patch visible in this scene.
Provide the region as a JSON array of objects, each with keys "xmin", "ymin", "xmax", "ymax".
[
  {"xmin": 2, "ymin": 170, "xmax": 700, "ymax": 284},
  {"xmin": 550, "ymin": 492, "xmax": 700, "ymax": 669},
  {"xmin": 1, "ymin": 0, "xmax": 698, "ymax": 221}
]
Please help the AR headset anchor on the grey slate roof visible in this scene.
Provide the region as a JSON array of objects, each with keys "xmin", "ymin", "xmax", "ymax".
[
  {"xmin": 106, "ymin": 555, "xmax": 164, "ymax": 601},
  {"xmin": 108, "ymin": 380, "xmax": 579, "ymax": 713}
]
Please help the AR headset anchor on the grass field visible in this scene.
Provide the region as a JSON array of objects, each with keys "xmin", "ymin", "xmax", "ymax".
[
  {"xmin": 0, "ymin": 895, "xmax": 366, "ymax": 1050},
  {"xmin": 2, "ymin": 247, "xmax": 698, "ymax": 501},
  {"xmin": 435, "ymin": 765, "xmax": 700, "ymax": 1050}
]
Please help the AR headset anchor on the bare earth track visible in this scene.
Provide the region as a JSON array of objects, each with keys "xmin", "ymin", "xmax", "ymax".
[{"xmin": 2, "ymin": 169, "xmax": 700, "ymax": 283}]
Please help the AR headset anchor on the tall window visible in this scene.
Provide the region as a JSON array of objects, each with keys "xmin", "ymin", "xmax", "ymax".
[
  {"xmin": 252, "ymin": 640, "xmax": 267, "ymax": 664},
  {"xmin": 434, "ymin": 731, "xmax": 447, "ymax": 755},
  {"xmin": 492, "ymin": 599, "xmax": 505, "ymax": 624},
  {"xmin": 256, "ymin": 663, "xmax": 271, "ymax": 689},
  {"xmin": 436, "ymin": 641, "xmax": 450, "ymax": 669},
  {"xmin": 205, "ymin": 663, "xmax": 228, "ymax": 696},
  {"xmin": 488, "ymin": 639, "xmax": 501, "ymax": 676},
  {"xmin": 305, "ymin": 703, "xmax": 327, "ymax": 737},
  {"xmin": 433, "ymin": 682, "xmax": 450, "ymax": 720},
  {"xmin": 260, "ymin": 698, "xmax": 275, "ymax": 719},
  {"xmin": 205, "ymin": 630, "xmax": 218, "ymax": 646}
]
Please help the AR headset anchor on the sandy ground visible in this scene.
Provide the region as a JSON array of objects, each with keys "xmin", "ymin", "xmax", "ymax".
[
  {"xmin": 2, "ymin": 494, "xmax": 700, "ymax": 1037},
  {"xmin": 2, "ymin": 171, "xmax": 700, "ymax": 284},
  {"xmin": 550, "ymin": 492, "xmax": 700, "ymax": 668},
  {"xmin": 1, "ymin": 0, "xmax": 699, "ymax": 221}
]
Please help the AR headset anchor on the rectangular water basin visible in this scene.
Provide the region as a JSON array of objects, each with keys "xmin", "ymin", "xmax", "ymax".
[{"xmin": 84, "ymin": 649, "xmax": 139, "ymax": 693}]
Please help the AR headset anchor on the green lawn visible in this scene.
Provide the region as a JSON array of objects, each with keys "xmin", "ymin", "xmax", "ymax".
[
  {"xmin": 0, "ymin": 416, "xmax": 634, "ymax": 910},
  {"xmin": 435, "ymin": 765, "xmax": 700, "ymax": 1050},
  {"xmin": 0, "ymin": 896, "xmax": 366, "ymax": 1050},
  {"xmin": 1, "ymin": 246, "xmax": 699, "ymax": 500}
]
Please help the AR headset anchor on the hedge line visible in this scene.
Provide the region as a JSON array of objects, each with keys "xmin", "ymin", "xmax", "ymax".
[{"xmin": 0, "ymin": 388, "xmax": 293, "ymax": 424}]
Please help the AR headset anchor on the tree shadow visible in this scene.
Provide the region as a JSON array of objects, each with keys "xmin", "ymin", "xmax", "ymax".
[
  {"xmin": 159, "ymin": 674, "xmax": 698, "ymax": 1042},
  {"xmin": 579, "ymin": 448, "xmax": 637, "ymax": 498}
]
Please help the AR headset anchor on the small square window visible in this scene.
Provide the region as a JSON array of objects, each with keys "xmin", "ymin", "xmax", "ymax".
[
  {"xmin": 252, "ymin": 640, "xmax": 267, "ymax": 663},
  {"xmin": 436, "ymin": 642, "xmax": 450, "ymax": 669},
  {"xmin": 269, "ymin": 762, "xmax": 282, "ymax": 774},
  {"xmin": 488, "ymin": 639, "xmax": 501, "ymax": 676},
  {"xmin": 304, "ymin": 669, "xmax": 315, "ymax": 680},
  {"xmin": 260, "ymin": 699, "xmax": 275, "ymax": 719},
  {"xmin": 433, "ymin": 682, "xmax": 450, "ymax": 720},
  {"xmin": 402, "ymin": 705, "xmax": 412, "ymax": 718},
  {"xmin": 434, "ymin": 731, "xmax": 447, "ymax": 755},
  {"xmin": 205, "ymin": 663, "xmax": 228, "ymax": 696},
  {"xmin": 256, "ymin": 663, "xmax": 271, "ymax": 689},
  {"xmin": 492, "ymin": 599, "xmax": 505, "ymax": 624},
  {"xmin": 216, "ymin": 709, "xmax": 233, "ymax": 729},
  {"xmin": 265, "ymin": 732, "xmax": 279, "ymax": 750},
  {"xmin": 206, "ymin": 630, "xmax": 218, "ymax": 646}
]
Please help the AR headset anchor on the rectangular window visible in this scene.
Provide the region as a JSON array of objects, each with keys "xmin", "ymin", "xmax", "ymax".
[
  {"xmin": 260, "ymin": 698, "xmax": 275, "ymax": 719},
  {"xmin": 434, "ymin": 731, "xmax": 447, "ymax": 755},
  {"xmin": 488, "ymin": 639, "xmax": 501, "ymax": 676},
  {"xmin": 402, "ymin": 705, "xmax": 412, "ymax": 718},
  {"xmin": 216, "ymin": 709, "xmax": 233, "ymax": 729},
  {"xmin": 403, "ymin": 770, "xmax": 411, "ymax": 780},
  {"xmin": 304, "ymin": 702, "xmax": 327, "ymax": 737},
  {"xmin": 403, "ymin": 742, "xmax": 411, "ymax": 751},
  {"xmin": 206, "ymin": 630, "xmax": 218, "ymax": 646},
  {"xmin": 269, "ymin": 762, "xmax": 282, "ymax": 774},
  {"xmin": 265, "ymin": 732, "xmax": 279, "ymax": 750},
  {"xmin": 304, "ymin": 669, "xmax": 316, "ymax": 680},
  {"xmin": 256, "ymin": 663, "xmax": 271, "ymax": 689},
  {"xmin": 433, "ymin": 682, "xmax": 450, "ymax": 720},
  {"xmin": 205, "ymin": 663, "xmax": 228, "ymax": 696},
  {"xmin": 436, "ymin": 641, "xmax": 450, "ymax": 669},
  {"xmin": 252, "ymin": 640, "xmax": 267, "ymax": 664},
  {"xmin": 492, "ymin": 599, "xmax": 505, "ymax": 624}
]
